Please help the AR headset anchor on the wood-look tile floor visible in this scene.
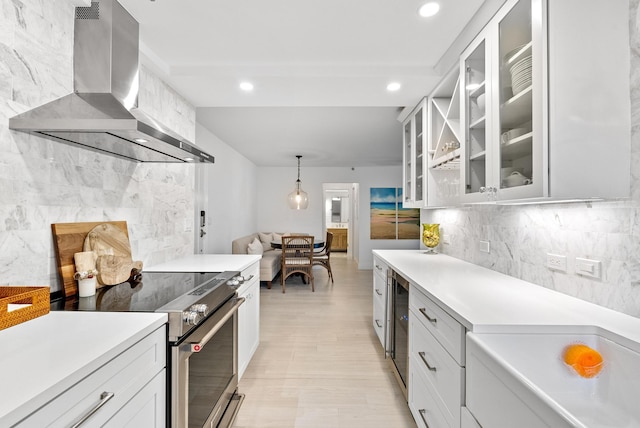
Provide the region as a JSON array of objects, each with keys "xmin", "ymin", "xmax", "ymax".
[{"xmin": 233, "ymin": 253, "xmax": 416, "ymax": 428}]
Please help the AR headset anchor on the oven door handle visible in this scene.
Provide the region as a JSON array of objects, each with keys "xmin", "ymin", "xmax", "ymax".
[{"xmin": 188, "ymin": 297, "xmax": 245, "ymax": 353}]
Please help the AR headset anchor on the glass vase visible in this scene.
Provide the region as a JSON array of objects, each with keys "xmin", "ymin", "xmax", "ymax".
[{"xmin": 422, "ymin": 224, "xmax": 440, "ymax": 254}]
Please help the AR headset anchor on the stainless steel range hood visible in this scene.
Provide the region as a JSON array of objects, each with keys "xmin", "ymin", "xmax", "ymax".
[{"xmin": 9, "ymin": 0, "xmax": 214, "ymax": 164}]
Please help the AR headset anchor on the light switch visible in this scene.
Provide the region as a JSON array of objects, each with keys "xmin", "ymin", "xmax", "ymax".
[
  {"xmin": 479, "ymin": 240, "xmax": 490, "ymax": 253},
  {"xmin": 575, "ymin": 258, "xmax": 601, "ymax": 279}
]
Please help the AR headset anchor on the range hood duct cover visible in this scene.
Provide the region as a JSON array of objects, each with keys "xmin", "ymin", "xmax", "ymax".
[{"xmin": 9, "ymin": 0, "xmax": 214, "ymax": 164}]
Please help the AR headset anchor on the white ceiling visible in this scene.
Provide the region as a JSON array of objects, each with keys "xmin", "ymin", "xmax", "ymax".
[{"xmin": 118, "ymin": 0, "xmax": 493, "ymax": 167}]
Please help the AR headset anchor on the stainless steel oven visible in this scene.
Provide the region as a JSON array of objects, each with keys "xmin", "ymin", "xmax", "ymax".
[
  {"xmin": 170, "ymin": 294, "xmax": 245, "ymax": 428},
  {"xmin": 388, "ymin": 269, "xmax": 409, "ymax": 398},
  {"xmin": 52, "ymin": 270, "xmax": 251, "ymax": 428}
]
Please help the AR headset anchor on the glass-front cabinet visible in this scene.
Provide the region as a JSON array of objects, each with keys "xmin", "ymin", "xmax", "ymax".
[
  {"xmin": 494, "ymin": 0, "xmax": 539, "ymax": 200},
  {"xmin": 402, "ymin": 99, "xmax": 427, "ymax": 207},
  {"xmin": 404, "ymin": 0, "xmax": 630, "ymax": 207},
  {"xmin": 460, "ymin": 0, "xmax": 539, "ymax": 203},
  {"xmin": 461, "ymin": 32, "xmax": 490, "ymax": 202},
  {"xmin": 459, "ymin": 0, "xmax": 629, "ymax": 203}
]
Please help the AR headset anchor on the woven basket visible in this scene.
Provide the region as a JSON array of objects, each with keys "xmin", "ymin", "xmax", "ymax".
[{"xmin": 0, "ymin": 286, "xmax": 50, "ymax": 331}]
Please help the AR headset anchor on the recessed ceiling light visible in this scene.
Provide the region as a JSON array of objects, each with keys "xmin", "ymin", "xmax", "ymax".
[
  {"xmin": 134, "ymin": 138, "xmax": 148, "ymax": 143},
  {"xmin": 239, "ymin": 82, "xmax": 254, "ymax": 91},
  {"xmin": 387, "ymin": 82, "xmax": 401, "ymax": 92},
  {"xmin": 184, "ymin": 157, "xmax": 194, "ymax": 162},
  {"xmin": 418, "ymin": 2, "xmax": 440, "ymax": 17}
]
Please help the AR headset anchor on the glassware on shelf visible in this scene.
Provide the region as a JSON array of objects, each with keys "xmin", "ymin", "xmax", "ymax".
[{"xmin": 422, "ymin": 223, "xmax": 440, "ymax": 254}]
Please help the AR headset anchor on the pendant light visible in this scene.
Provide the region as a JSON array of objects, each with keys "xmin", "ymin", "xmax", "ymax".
[{"xmin": 287, "ymin": 155, "xmax": 309, "ymax": 210}]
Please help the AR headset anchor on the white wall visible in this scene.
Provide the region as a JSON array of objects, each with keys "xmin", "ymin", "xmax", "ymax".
[
  {"xmin": 256, "ymin": 165, "xmax": 419, "ymax": 269},
  {"xmin": 194, "ymin": 124, "xmax": 258, "ymax": 253}
]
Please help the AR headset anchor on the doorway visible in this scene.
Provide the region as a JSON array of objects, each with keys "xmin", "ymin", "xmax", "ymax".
[{"xmin": 322, "ymin": 183, "xmax": 359, "ymax": 262}]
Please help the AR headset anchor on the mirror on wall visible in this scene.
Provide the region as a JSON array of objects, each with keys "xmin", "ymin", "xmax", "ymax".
[{"xmin": 325, "ymin": 190, "xmax": 349, "ymax": 226}]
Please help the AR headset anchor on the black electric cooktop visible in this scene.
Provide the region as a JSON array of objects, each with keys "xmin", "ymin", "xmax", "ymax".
[{"xmin": 51, "ymin": 271, "xmax": 222, "ymax": 312}]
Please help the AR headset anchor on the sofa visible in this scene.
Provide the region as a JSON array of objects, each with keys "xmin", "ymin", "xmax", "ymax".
[{"xmin": 232, "ymin": 232, "xmax": 306, "ymax": 288}]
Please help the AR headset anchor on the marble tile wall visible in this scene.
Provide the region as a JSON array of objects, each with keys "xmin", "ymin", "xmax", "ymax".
[
  {"xmin": 422, "ymin": 0, "xmax": 640, "ymax": 318},
  {"xmin": 0, "ymin": 0, "xmax": 197, "ymax": 292}
]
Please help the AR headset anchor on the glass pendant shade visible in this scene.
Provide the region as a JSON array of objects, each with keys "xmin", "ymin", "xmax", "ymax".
[
  {"xmin": 288, "ymin": 183, "xmax": 309, "ymax": 210},
  {"xmin": 288, "ymin": 155, "xmax": 309, "ymax": 210}
]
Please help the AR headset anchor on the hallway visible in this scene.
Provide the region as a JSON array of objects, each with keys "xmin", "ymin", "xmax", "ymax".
[{"xmin": 234, "ymin": 253, "xmax": 416, "ymax": 427}]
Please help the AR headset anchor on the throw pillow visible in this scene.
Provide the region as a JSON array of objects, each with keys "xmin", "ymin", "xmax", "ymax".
[
  {"xmin": 272, "ymin": 232, "xmax": 284, "ymax": 243},
  {"xmin": 258, "ymin": 232, "xmax": 273, "ymax": 244},
  {"xmin": 247, "ymin": 237, "xmax": 264, "ymax": 255}
]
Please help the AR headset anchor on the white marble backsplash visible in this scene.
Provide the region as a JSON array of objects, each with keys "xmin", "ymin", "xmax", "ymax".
[
  {"xmin": 422, "ymin": 0, "xmax": 640, "ymax": 318},
  {"xmin": 0, "ymin": 0, "xmax": 197, "ymax": 292},
  {"xmin": 139, "ymin": 65, "xmax": 197, "ymax": 143}
]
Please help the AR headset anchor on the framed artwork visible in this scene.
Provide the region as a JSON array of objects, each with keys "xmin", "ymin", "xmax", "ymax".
[{"xmin": 370, "ymin": 188, "xmax": 420, "ymax": 240}]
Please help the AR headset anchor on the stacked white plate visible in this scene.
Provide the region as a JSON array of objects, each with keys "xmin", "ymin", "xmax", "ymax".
[{"xmin": 510, "ymin": 55, "xmax": 532, "ymax": 95}]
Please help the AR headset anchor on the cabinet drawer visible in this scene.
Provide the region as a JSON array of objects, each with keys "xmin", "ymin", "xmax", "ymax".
[
  {"xmin": 373, "ymin": 277, "xmax": 386, "ymax": 307},
  {"xmin": 409, "ymin": 365, "xmax": 454, "ymax": 428},
  {"xmin": 20, "ymin": 326, "xmax": 166, "ymax": 427},
  {"xmin": 373, "ymin": 297, "xmax": 385, "ymax": 348},
  {"xmin": 410, "ymin": 312, "xmax": 463, "ymax": 427},
  {"xmin": 461, "ymin": 406, "xmax": 482, "ymax": 428},
  {"xmin": 241, "ymin": 262, "xmax": 260, "ymax": 285},
  {"xmin": 373, "ymin": 257, "xmax": 388, "ymax": 282},
  {"xmin": 410, "ymin": 285, "xmax": 465, "ymax": 364}
]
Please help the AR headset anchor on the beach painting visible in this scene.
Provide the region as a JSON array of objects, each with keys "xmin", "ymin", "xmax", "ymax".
[
  {"xmin": 397, "ymin": 188, "xmax": 420, "ymax": 239},
  {"xmin": 370, "ymin": 188, "xmax": 420, "ymax": 240}
]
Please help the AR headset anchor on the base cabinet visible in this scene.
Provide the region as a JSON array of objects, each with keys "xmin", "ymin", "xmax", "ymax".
[
  {"xmin": 104, "ymin": 371, "xmax": 165, "ymax": 427},
  {"xmin": 17, "ymin": 326, "xmax": 166, "ymax": 428},
  {"xmin": 409, "ymin": 285, "xmax": 466, "ymax": 428},
  {"xmin": 327, "ymin": 228, "xmax": 348, "ymax": 251},
  {"xmin": 238, "ymin": 261, "xmax": 260, "ymax": 379},
  {"xmin": 372, "ymin": 256, "xmax": 389, "ymax": 350}
]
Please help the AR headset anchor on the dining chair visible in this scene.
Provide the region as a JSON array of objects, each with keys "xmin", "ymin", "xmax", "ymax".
[
  {"xmin": 313, "ymin": 232, "xmax": 334, "ymax": 283},
  {"xmin": 280, "ymin": 235, "xmax": 315, "ymax": 293}
]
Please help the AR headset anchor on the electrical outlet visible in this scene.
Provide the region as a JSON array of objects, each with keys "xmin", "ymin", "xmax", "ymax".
[
  {"xmin": 547, "ymin": 253, "xmax": 567, "ymax": 272},
  {"xmin": 479, "ymin": 240, "xmax": 490, "ymax": 253},
  {"xmin": 575, "ymin": 257, "xmax": 602, "ymax": 279},
  {"xmin": 184, "ymin": 218, "xmax": 192, "ymax": 232},
  {"xmin": 442, "ymin": 234, "xmax": 451, "ymax": 245}
]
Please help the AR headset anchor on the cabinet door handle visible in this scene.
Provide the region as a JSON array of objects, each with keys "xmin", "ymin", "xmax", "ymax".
[
  {"xmin": 375, "ymin": 288, "xmax": 383, "ymax": 296},
  {"xmin": 375, "ymin": 319, "xmax": 383, "ymax": 328},
  {"xmin": 418, "ymin": 351, "xmax": 437, "ymax": 372},
  {"xmin": 419, "ymin": 307, "xmax": 437, "ymax": 324},
  {"xmin": 70, "ymin": 391, "xmax": 115, "ymax": 428},
  {"xmin": 418, "ymin": 409, "xmax": 431, "ymax": 428}
]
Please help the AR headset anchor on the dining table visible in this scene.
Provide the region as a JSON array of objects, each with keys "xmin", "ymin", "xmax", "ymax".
[{"xmin": 270, "ymin": 239, "xmax": 324, "ymax": 249}]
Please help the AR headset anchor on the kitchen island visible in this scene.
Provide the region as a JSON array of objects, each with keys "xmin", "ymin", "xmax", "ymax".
[{"xmin": 374, "ymin": 250, "xmax": 640, "ymax": 428}]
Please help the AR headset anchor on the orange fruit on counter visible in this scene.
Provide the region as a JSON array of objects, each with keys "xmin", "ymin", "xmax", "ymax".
[{"xmin": 563, "ymin": 344, "xmax": 603, "ymax": 378}]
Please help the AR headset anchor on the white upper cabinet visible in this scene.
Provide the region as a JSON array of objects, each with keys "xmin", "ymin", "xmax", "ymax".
[
  {"xmin": 427, "ymin": 68, "xmax": 462, "ymax": 207},
  {"xmin": 460, "ymin": 0, "xmax": 630, "ymax": 203},
  {"xmin": 402, "ymin": 99, "xmax": 427, "ymax": 207}
]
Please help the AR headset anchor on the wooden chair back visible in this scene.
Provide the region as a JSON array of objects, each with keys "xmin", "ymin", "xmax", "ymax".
[{"xmin": 280, "ymin": 235, "xmax": 315, "ymax": 292}]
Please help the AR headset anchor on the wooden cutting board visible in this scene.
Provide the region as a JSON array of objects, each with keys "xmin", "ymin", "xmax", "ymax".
[{"xmin": 51, "ymin": 221, "xmax": 130, "ymax": 298}]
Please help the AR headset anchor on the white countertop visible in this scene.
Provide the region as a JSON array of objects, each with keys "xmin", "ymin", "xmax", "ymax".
[
  {"xmin": 373, "ymin": 250, "xmax": 640, "ymax": 353},
  {"xmin": 0, "ymin": 311, "xmax": 167, "ymax": 426},
  {"xmin": 145, "ymin": 254, "xmax": 261, "ymax": 273}
]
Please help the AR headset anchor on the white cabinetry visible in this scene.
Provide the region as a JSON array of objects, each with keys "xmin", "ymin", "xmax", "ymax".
[
  {"xmin": 402, "ymin": 99, "xmax": 427, "ymax": 207},
  {"xmin": 426, "ymin": 68, "xmax": 462, "ymax": 207},
  {"xmin": 19, "ymin": 326, "xmax": 166, "ymax": 427},
  {"xmin": 237, "ymin": 261, "xmax": 260, "ymax": 379},
  {"xmin": 460, "ymin": 0, "xmax": 630, "ymax": 203},
  {"xmin": 409, "ymin": 284, "xmax": 466, "ymax": 428},
  {"xmin": 372, "ymin": 256, "xmax": 389, "ymax": 349}
]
